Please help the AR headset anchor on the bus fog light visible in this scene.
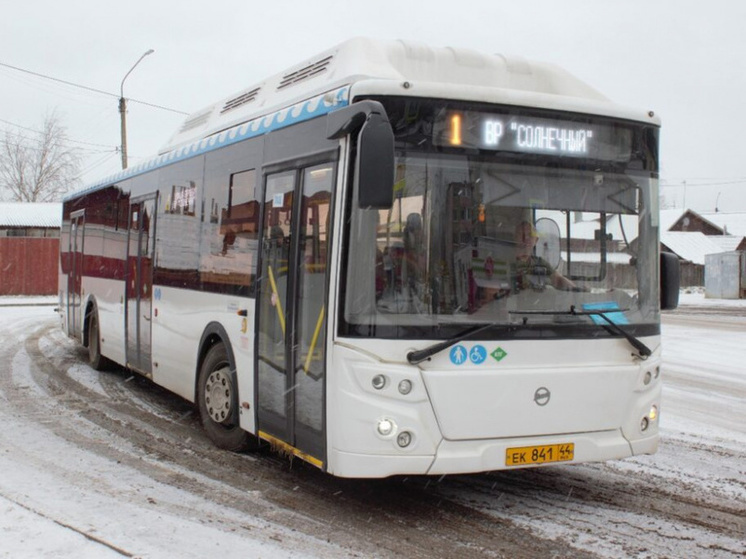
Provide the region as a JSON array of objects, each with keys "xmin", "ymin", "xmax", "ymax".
[
  {"xmin": 377, "ymin": 418, "xmax": 396, "ymax": 436},
  {"xmin": 372, "ymin": 374, "xmax": 387, "ymax": 390},
  {"xmin": 649, "ymin": 404, "xmax": 658, "ymax": 421},
  {"xmin": 398, "ymin": 379, "xmax": 413, "ymax": 395},
  {"xmin": 397, "ymin": 431, "xmax": 412, "ymax": 448},
  {"xmin": 640, "ymin": 416, "xmax": 650, "ymax": 432}
]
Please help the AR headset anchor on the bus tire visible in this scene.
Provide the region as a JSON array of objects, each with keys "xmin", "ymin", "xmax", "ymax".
[
  {"xmin": 87, "ymin": 309, "xmax": 111, "ymax": 371},
  {"xmin": 197, "ymin": 343, "xmax": 255, "ymax": 452}
]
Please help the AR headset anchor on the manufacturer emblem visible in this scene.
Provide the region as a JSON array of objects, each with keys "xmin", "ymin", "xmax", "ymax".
[{"xmin": 534, "ymin": 387, "xmax": 551, "ymax": 406}]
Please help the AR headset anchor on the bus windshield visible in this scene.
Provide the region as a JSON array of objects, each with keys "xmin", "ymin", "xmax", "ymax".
[{"xmin": 340, "ymin": 99, "xmax": 660, "ymax": 340}]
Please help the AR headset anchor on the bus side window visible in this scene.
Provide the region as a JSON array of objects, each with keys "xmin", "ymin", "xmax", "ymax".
[{"xmin": 202, "ymin": 149, "xmax": 260, "ymax": 294}]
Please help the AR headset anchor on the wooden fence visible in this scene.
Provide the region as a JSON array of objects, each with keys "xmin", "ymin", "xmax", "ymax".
[{"xmin": 0, "ymin": 238, "xmax": 59, "ymax": 295}]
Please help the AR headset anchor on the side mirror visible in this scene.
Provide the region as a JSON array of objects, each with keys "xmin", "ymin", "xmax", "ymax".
[
  {"xmin": 327, "ymin": 101, "xmax": 394, "ymax": 210},
  {"xmin": 356, "ymin": 113, "xmax": 394, "ymax": 209},
  {"xmin": 660, "ymin": 251, "xmax": 680, "ymax": 310}
]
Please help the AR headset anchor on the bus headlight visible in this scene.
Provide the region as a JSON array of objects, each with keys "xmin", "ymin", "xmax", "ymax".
[{"xmin": 377, "ymin": 418, "xmax": 396, "ymax": 436}]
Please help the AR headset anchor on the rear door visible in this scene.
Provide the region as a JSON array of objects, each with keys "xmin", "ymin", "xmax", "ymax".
[
  {"xmin": 126, "ymin": 193, "xmax": 157, "ymax": 377},
  {"xmin": 67, "ymin": 210, "xmax": 85, "ymax": 339}
]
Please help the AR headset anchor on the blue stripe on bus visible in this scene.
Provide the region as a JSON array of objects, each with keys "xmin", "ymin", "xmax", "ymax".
[{"xmin": 67, "ymin": 85, "xmax": 351, "ymax": 199}]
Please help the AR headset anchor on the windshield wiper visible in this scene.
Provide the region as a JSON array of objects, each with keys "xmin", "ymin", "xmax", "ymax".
[
  {"xmin": 407, "ymin": 305, "xmax": 651, "ymax": 365},
  {"xmin": 508, "ymin": 305, "xmax": 651, "ymax": 358},
  {"xmin": 406, "ymin": 322, "xmax": 497, "ymax": 365}
]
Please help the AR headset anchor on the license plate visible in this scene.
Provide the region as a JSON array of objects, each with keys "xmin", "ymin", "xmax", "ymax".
[{"xmin": 505, "ymin": 443, "xmax": 574, "ymax": 466}]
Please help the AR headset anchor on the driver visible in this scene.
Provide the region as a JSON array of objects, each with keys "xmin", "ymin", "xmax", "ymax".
[{"xmin": 513, "ymin": 221, "xmax": 577, "ymax": 291}]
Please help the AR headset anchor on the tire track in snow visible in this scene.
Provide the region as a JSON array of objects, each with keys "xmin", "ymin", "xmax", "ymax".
[{"xmin": 9, "ymin": 314, "xmax": 596, "ymax": 558}]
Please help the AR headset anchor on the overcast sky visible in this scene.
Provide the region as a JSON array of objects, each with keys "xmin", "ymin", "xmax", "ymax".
[{"xmin": 1, "ymin": 0, "xmax": 744, "ymax": 212}]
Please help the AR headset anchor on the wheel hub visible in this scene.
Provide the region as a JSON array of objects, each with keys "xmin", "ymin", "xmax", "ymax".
[{"xmin": 204, "ymin": 366, "xmax": 233, "ymax": 424}]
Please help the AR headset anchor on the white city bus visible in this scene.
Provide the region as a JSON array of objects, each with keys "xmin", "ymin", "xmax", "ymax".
[{"xmin": 59, "ymin": 38, "xmax": 679, "ymax": 478}]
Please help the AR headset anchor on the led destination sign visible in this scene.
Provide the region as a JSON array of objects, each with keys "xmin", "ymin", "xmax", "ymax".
[{"xmin": 434, "ymin": 110, "xmax": 632, "ymax": 162}]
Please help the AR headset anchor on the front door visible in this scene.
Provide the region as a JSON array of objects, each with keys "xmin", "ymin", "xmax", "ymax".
[
  {"xmin": 67, "ymin": 210, "xmax": 85, "ymax": 339},
  {"xmin": 256, "ymin": 162, "xmax": 335, "ymax": 466},
  {"xmin": 126, "ymin": 194, "xmax": 157, "ymax": 376}
]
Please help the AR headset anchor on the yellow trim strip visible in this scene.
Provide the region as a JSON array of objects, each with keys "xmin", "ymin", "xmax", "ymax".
[
  {"xmin": 258, "ymin": 430, "xmax": 324, "ymax": 469},
  {"xmin": 267, "ymin": 265, "xmax": 286, "ymax": 336},
  {"xmin": 303, "ymin": 305, "xmax": 325, "ymax": 374}
]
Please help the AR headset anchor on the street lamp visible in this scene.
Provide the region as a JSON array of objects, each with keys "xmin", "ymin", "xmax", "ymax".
[{"xmin": 119, "ymin": 49, "xmax": 154, "ymax": 169}]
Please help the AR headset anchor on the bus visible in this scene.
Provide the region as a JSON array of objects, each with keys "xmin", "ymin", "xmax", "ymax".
[{"xmin": 59, "ymin": 38, "xmax": 679, "ymax": 478}]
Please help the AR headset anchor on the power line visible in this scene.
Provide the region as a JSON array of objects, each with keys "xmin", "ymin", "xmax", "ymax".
[
  {"xmin": 0, "ymin": 117, "xmax": 118, "ymax": 149},
  {"xmin": 661, "ymin": 179, "xmax": 746, "ymax": 188},
  {"xmin": 0, "ymin": 60, "xmax": 189, "ymax": 115}
]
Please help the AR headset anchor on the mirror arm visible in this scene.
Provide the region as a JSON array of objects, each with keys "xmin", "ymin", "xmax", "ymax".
[{"xmin": 326, "ymin": 100, "xmax": 389, "ymax": 139}]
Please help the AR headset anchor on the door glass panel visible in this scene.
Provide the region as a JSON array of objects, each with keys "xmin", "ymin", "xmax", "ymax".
[
  {"xmin": 138, "ymin": 198, "xmax": 156, "ymax": 373},
  {"xmin": 294, "ymin": 164, "xmax": 333, "ymax": 436},
  {"xmin": 257, "ymin": 171, "xmax": 295, "ymax": 430},
  {"xmin": 126, "ymin": 204, "xmax": 141, "ymax": 369},
  {"xmin": 68, "ymin": 215, "xmax": 84, "ymax": 337},
  {"xmin": 126, "ymin": 196, "xmax": 156, "ymax": 375}
]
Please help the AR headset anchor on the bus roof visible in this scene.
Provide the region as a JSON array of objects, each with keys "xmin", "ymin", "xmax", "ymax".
[
  {"xmin": 163, "ymin": 37, "xmax": 652, "ymax": 154},
  {"xmin": 67, "ymin": 38, "xmax": 658, "ymax": 200}
]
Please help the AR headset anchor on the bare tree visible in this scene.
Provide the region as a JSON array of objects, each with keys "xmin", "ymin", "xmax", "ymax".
[{"xmin": 0, "ymin": 111, "xmax": 81, "ymax": 202}]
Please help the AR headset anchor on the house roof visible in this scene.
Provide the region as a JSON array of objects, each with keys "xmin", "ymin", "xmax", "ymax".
[
  {"xmin": 568, "ymin": 214, "xmax": 639, "ymax": 242},
  {"xmin": 659, "ymin": 209, "xmax": 687, "ymax": 232},
  {"xmin": 0, "ymin": 202, "xmax": 62, "ymax": 228},
  {"xmin": 660, "ymin": 231, "xmax": 724, "ymax": 265},
  {"xmin": 708, "ymin": 235, "xmax": 746, "ymax": 252},
  {"xmin": 698, "ymin": 211, "xmax": 746, "ymax": 236}
]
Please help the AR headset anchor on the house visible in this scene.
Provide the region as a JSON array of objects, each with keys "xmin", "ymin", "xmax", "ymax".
[
  {"xmin": 658, "ymin": 209, "xmax": 746, "ymax": 288},
  {"xmin": 0, "ymin": 202, "xmax": 61, "ymax": 295},
  {"xmin": 661, "ymin": 208, "xmax": 725, "ymax": 235},
  {"xmin": 660, "ymin": 231, "xmax": 724, "ymax": 286},
  {"xmin": 697, "ymin": 211, "xmax": 746, "ymax": 237},
  {"xmin": 563, "ymin": 209, "xmax": 745, "ymax": 288}
]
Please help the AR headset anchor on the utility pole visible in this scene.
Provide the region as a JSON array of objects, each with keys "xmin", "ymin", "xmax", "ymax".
[{"xmin": 119, "ymin": 49, "xmax": 154, "ymax": 169}]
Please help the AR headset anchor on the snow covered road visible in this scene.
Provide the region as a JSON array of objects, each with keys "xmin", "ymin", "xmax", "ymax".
[{"xmin": 0, "ymin": 298, "xmax": 743, "ymax": 558}]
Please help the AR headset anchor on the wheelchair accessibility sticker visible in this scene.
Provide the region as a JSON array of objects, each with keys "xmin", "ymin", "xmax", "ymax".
[
  {"xmin": 450, "ymin": 344, "xmax": 488, "ymax": 365},
  {"xmin": 469, "ymin": 345, "xmax": 487, "ymax": 364}
]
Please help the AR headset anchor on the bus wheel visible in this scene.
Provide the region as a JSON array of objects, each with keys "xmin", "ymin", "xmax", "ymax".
[
  {"xmin": 197, "ymin": 343, "xmax": 255, "ymax": 452},
  {"xmin": 88, "ymin": 310, "xmax": 110, "ymax": 371}
]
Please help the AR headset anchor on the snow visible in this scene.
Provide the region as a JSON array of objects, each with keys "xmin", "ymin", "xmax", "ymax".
[
  {"xmin": 699, "ymin": 211, "xmax": 746, "ymax": 237},
  {"xmin": 678, "ymin": 286, "xmax": 745, "ymax": 307},
  {"xmin": 0, "ymin": 202, "xmax": 61, "ymax": 228},
  {"xmin": 660, "ymin": 231, "xmax": 724, "ymax": 264},
  {"xmin": 0, "ymin": 294, "xmax": 744, "ymax": 557},
  {"xmin": 708, "ymin": 235, "xmax": 746, "ymax": 253},
  {"xmin": 0, "ymin": 304, "xmax": 325, "ymax": 559}
]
